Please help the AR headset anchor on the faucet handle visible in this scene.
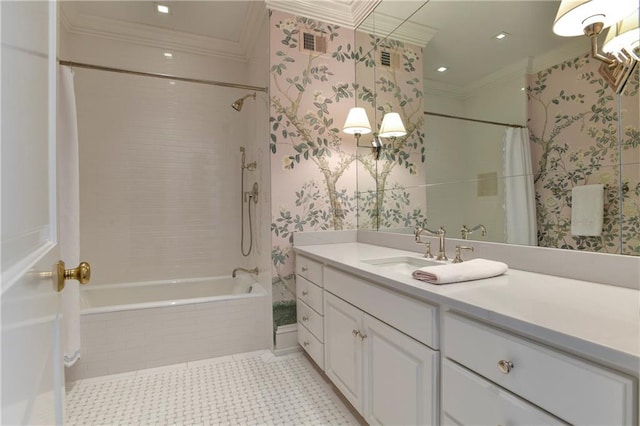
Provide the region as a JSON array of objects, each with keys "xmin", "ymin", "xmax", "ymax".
[
  {"xmin": 452, "ymin": 245, "xmax": 474, "ymax": 263},
  {"xmin": 422, "ymin": 241, "xmax": 433, "ymax": 259}
]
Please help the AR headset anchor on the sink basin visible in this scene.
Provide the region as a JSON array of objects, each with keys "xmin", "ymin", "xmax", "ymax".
[{"xmin": 361, "ymin": 256, "xmax": 441, "ymax": 276}]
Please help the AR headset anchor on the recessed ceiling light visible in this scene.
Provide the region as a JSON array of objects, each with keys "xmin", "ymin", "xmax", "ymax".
[
  {"xmin": 156, "ymin": 3, "xmax": 170, "ymax": 14},
  {"xmin": 164, "ymin": 52, "xmax": 173, "ymax": 58},
  {"xmin": 494, "ymin": 32, "xmax": 509, "ymax": 40},
  {"xmin": 437, "ymin": 66, "xmax": 448, "ymax": 72}
]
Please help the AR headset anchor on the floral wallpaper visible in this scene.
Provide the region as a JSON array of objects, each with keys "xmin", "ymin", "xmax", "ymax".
[
  {"xmin": 268, "ymin": 12, "xmax": 428, "ymax": 332},
  {"xmin": 528, "ymin": 54, "xmax": 639, "ymax": 255},
  {"xmin": 269, "ymin": 11, "xmax": 357, "ymax": 313}
]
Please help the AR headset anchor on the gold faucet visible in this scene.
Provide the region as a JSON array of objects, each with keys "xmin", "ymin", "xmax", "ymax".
[
  {"xmin": 461, "ymin": 224, "xmax": 487, "ymax": 240},
  {"xmin": 415, "ymin": 225, "xmax": 447, "ymax": 261}
]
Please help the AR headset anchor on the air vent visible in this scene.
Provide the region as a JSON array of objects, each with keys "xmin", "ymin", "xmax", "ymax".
[
  {"xmin": 379, "ymin": 50, "xmax": 400, "ymax": 69},
  {"xmin": 300, "ymin": 31, "xmax": 327, "ymax": 54}
]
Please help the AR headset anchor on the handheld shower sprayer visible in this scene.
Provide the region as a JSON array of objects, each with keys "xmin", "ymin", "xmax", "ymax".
[
  {"xmin": 231, "ymin": 92, "xmax": 256, "ymax": 112},
  {"xmin": 239, "ymin": 146, "xmax": 258, "ymax": 256}
]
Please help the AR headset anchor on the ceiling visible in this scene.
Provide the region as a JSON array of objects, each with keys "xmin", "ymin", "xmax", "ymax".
[
  {"xmin": 61, "ymin": 0, "xmax": 586, "ymax": 87},
  {"xmin": 372, "ymin": 1, "xmax": 587, "ymax": 89}
]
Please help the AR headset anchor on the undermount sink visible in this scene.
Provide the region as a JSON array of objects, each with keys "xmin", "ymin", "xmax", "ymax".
[{"xmin": 361, "ymin": 256, "xmax": 442, "ymax": 276}]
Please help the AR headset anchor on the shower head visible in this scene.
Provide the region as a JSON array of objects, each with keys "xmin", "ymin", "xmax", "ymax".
[{"xmin": 231, "ymin": 92, "xmax": 256, "ymax": 112}]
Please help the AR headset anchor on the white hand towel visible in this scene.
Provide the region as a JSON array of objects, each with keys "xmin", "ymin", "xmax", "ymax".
[
  {"xmin": 412, "ymin": 259, "xmax": 508, "ymax": 284},
  {"xmin": 571, "ymin": 184, "xmax": 604, "ymax": 236}
]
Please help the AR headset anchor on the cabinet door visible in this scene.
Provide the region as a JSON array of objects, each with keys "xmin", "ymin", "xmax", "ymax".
[
  {"xmin": 324, "ymin": 291, "xmax": 363, "ymax": 412},
  {"xmin": 363, "ymin": 314, "xmax": 439, "ymax": 426}
]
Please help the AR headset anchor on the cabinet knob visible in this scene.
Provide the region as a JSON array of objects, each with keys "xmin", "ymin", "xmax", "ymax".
[
  {"xmin": 301, "ymin": 266, "xmax": 308, "ymax": 272},
  {"xmin": 302, "ymin": 315, "xmax": 309, "ymax": 322},
  {"xmin": 352, "ymin": 329, "xmax": 360, "ymax": 337},
  {"xmin": 359, "ymin": 333, "xmax": 367, "ymax": 341},
  {"xmin": 497, "ymin": 360, "xmax": 514, "ymax": 374},
  {"xmin": 303, "ymin": 341, "xmax": 309, "ymax": 347},
  {"xmin": 301, "ymin": 290, "xmax": 308, "ymax": 296}
]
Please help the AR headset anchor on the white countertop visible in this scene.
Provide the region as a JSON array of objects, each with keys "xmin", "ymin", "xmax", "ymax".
[{"xmin": 294, "ymin": 242, "xmax": 640, "ymax": 376}]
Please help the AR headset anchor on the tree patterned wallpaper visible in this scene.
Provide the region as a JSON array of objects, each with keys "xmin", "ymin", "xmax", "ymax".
[
  {"xmin": 528, "ymin": 54, "xmax": 639, "ymax": 255},
  {"xmin": 268, "ymin": 11, "xmax": 427, "ymax": 330}
]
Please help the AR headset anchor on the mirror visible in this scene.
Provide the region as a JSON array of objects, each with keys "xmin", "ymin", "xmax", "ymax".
[{"xmin": 355, "ymin": 0, "xmax": 639, "ymax": 256}]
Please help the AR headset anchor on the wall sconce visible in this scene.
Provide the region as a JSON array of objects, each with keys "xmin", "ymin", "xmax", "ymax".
[
  {"xmin": 343, "ymin": 108, "xmax": 407, "ymax": 160},
  {"xmin": 553, "ymin": 0, "xmax": 639, "ymax": 93},
  {"xmin": 342, "ymin": 107, "xmax": 372, "ymax": 139}
]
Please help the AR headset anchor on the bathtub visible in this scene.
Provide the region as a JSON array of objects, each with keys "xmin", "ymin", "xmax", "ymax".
[{"xmin": 66, "ymin": 275, "xmax": 269, "ymax": 382}]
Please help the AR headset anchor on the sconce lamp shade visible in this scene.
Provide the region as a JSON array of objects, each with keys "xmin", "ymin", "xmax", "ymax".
[
  {"xmin": 603, "ymin": 10, "xmax": 640, "ymax": 61},
  {"xmin": 553, "ymin": 0, "xmax": 639, "ymax": 37},
  {"xmin": 378, "ymin": 112, "xmax": 407, "ymax": 138},
  {"xmin": 343, "ymin": 107, "xmax": 372, "ymax": 135}
]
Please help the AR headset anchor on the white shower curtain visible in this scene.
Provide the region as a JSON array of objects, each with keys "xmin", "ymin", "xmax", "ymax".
[
  {"xmin": 503, "ymin": 127, "xmax": 537, "ymax": 246},
  {"xmin": 58, "ymin": 65, "xmax": 81, "ymax": 366}
]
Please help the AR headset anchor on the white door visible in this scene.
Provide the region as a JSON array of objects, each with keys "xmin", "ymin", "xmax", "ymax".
[{"xmin": 1, "ymin": 1, "xmax": 63, "ymax": 424}]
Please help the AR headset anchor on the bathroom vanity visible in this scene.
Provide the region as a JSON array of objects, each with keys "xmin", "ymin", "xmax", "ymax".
[{"xmin": 293, "ymin": 232, "xmax": 639, "ymax": 425}]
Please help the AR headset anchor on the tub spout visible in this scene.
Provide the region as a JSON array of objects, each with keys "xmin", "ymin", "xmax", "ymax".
[{"xmin": 232, "ymin": 267, "xmax": 259, "ymax": 278}]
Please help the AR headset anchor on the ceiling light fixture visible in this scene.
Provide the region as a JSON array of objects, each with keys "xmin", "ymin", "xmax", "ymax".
[
  {"xmin": 437, "ymin": 66, "xmax": 447, "ymax": 72},
  {"xmin": 156, "ymin": 3, "xmax": 170, "ymax": 14},
  {"xmin": 494, "ymin": 32, "xmax": 509, "ymax": 40},
  {"xmin": 553, "ymin": 0, "xmax": 638, "ymax": 93},
  {"xmin": 164, "ymin": 52, "xmax": 173, "ymax": 58}
]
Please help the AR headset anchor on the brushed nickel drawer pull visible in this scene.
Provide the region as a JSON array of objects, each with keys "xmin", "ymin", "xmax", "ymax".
[
  {"xmin": 497, "ymin": 360, "xmax": 514, "ymax": 374},
  {"xmin": 302, "ymin": 315, "xmax": 309, "ymax": 322},
  {"xmin": 301, "ymin": 266, "xmax": 308, "ymax": 272},
  {"xmin": 301, "ymin": 290, "xmax": 308, "ymax": 296},
  {"xmin": 303, "ymin": 341, "xmax": 309, "ymax": 347}
]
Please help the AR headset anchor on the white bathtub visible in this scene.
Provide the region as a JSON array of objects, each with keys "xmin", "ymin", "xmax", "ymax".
[
  {"xmin": 80, "ymin": 275, "xmax": 260, "ymax": 314},
  {"xmin": 67, "ymin": 276, "xmax": 269, "ymax": 381}
]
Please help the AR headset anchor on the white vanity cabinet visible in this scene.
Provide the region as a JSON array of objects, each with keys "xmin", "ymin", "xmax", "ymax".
[
  {"xmin": 295, "ymin": 255, "xmax": 325, "ymax": 368},
  {"xmin": 443, "ymin": 312, "xmax": 636, "ymax": 425},
  {"xmin": 323, "ymin": 267, "xmax": 439, "ymax": 425}
]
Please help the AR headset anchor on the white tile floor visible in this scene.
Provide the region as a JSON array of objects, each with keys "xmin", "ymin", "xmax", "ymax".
[{"xmin": 65, "ymin": 350, "xmax": 360, "ymax": 425}]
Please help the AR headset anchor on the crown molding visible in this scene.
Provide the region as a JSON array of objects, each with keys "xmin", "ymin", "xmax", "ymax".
[
  {"xmin": 265, "ymin": 0, "xmax": 380, "ymax": 29},
  {"xmin": 423, "ymin": 79, "xmax": 466, "ymax": 100},
  {"xmin": 60, "ymin": 5, "xmax": 268, "ymax": 61},
  {"xmin": 528, "ymin": 38, "xmax": 587, "ymax": 74}
]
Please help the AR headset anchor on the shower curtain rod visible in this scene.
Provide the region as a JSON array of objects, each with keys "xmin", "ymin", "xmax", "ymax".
[
  {"xmin": 58, "ymin": 60, "xmax": 268, "ymax": 93},
  {"xmin": 424, "ymin": 111, "xmax": 526, "ymax": 129}
]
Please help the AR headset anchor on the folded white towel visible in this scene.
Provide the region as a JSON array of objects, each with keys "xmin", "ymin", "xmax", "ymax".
[{"xmin": 412, "ymin": 259, "xmax": 508, "ymax": 284}]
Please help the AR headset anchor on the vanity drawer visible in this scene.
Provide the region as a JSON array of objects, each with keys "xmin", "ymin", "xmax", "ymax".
[
  {"xmin": 324, "ymin": 266, "xmax": 437, "ymax": 349},
  {"xmin": 443, "ymin": 313, "xmax": 635, "ymax": 425},
  {"xmin": 296, "ymin": 276, "xmax": 323, "ymax": 314},
  {"xmin": 298, "ymin": 321, "xmax": 324, "ymax": 370},
  {"xmin": 297, "ymin": 298, "xmax": 323, "ymax": 342},
  {"xmin": 295, "ymin": 255, "xmax": 323, "ymax": 286},
  {"xmin": 442, "ymin": 359, "xmax": 566, "ymax": 425}
]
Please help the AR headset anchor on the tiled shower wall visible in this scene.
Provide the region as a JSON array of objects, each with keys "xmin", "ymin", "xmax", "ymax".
[
  {"xmin": 75, "ymin": 70, "xmax": 255, "ymax": 285},
  {"xmin": 63, "ymin": 21, "xmax": 270, "ymax": 286}
]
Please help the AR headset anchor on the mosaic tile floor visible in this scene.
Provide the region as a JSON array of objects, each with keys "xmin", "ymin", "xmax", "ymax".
[{"xmin": 65, "ymin": 350, "xmax": 359, "ymax": 425}]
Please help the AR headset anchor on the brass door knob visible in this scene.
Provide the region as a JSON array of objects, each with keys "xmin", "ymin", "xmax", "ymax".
[{"xmin": 57, "ymin": 260, "xmax": 91, "ymax": 292}]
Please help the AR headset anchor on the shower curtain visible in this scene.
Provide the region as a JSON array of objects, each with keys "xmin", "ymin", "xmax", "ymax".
[
  {"xmin": 58, "ymin": 65, "xmax": 81, "ymax": 366},
  {"xmin": 503, "ymin": 127, "xmax": 537, "ymax": 246}
]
